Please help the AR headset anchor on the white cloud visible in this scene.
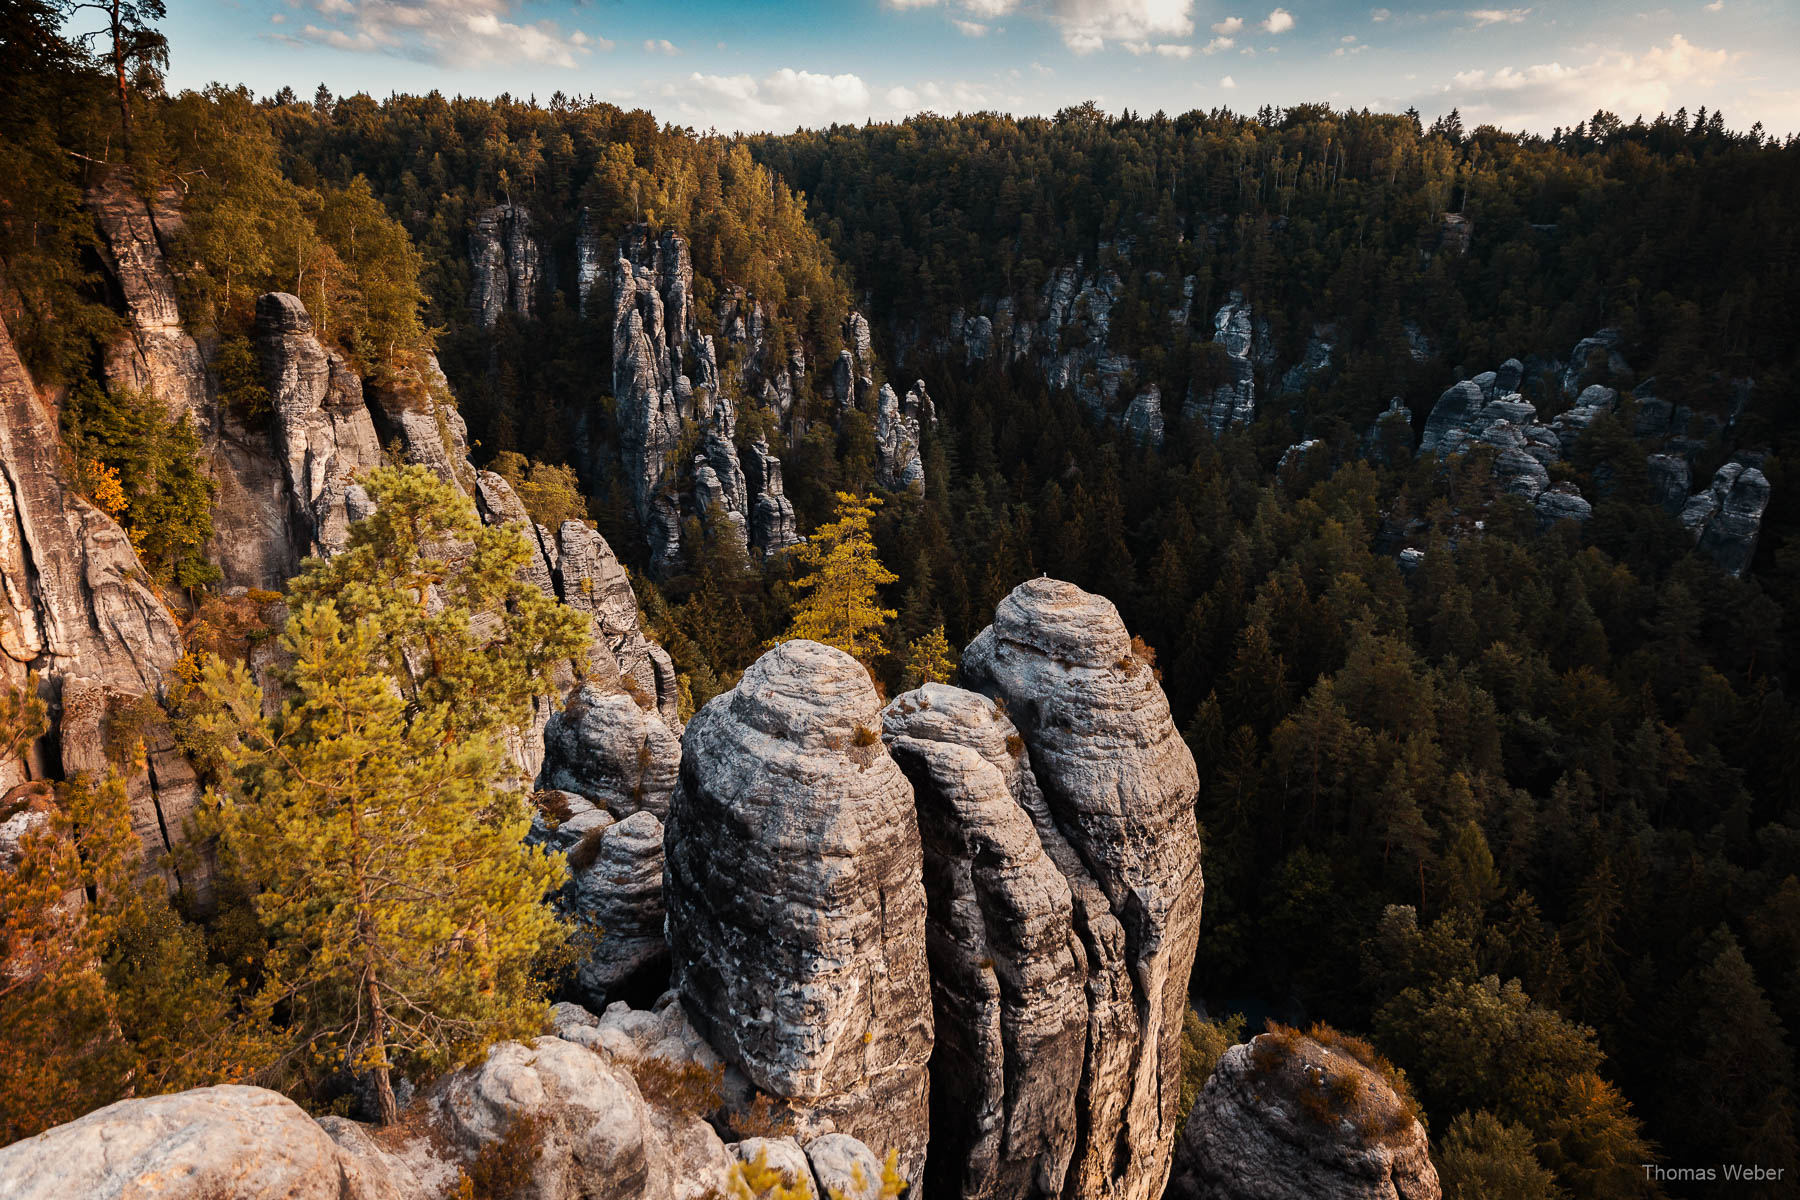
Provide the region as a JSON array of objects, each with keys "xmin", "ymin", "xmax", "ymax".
[
  {"xmin": 1212, "ymin": 15, "xmax": 1244, "ymax": 33},
  {"xmin": 1371, "ymin": 6, "xmax": 1391, "ymax": 19},
  {"xmin": 1261, "ymin": 7, "xmax": 1294, "ymax": 33},
  {"xmin": 1333, "ymin": 43, "xmax": 1370, "ymax": 56},
  {"xmin": 884, "ymin": 79, "xmax": 994, "ymax": 114},
  {"xmin": 1441, "ymin": 34, "xmax": 1734, "ymax": 130},
  {"xmin": 1703, "ymin": 0, "xmax": 1723, "ymax": 9},
  {"xmin": 964, "ymin": 0, "xmax": 1018, "ymax": 14},
  {"xmin": 1342, "ymin": 34, "xmax": 1358, "ymax": 43},
  {"xmin": 1203, "ymin": 35, "xmax": 1234, "ymax": 53},
  {"xmin": 643, "ymin": 38, "xmax": 679, "ymax": 55},
  {"xmin": 1156, "ymin": 41, "xmax": 1193, "ymax": 56},
  {"xmin": 953, "ymin": 18, "xmax": 989, "ymax": 35},
  {"xmin": 1220, "ymin": 74, "xmax": 1237, "ymax": 87},
  {"xmin": 287, "ymin": 0, "xmax": 610, "ymax": 67},
  {"xmin": 1049, "ymin": 0, "xmax": 1196, "ymax": 52},
  {"xmin": 672, "ymin": 68, "xmax": 872, "ymax": 132},
  {"xmin": 1467, "ymin": 8, "xmax": 1531, "ymax": 26}
]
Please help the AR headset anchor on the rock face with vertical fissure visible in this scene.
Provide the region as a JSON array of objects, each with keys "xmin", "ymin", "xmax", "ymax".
[
  {"xmin": 959, "ymin": 578, "xmax": 1204, "ymax": 1200},
  {"xmin": 665, "ymin": 639, "xmax": 934, "ymax": 1182}
]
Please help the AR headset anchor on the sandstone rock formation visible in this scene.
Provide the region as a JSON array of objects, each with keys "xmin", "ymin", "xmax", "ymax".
[
  {"xmin": 1682, "ymin": 459, "xmax": 1770, "ymax": 577},
  {"xmin": 539, "ymin": 681, "xmax": 680, "ymax": 816},
  {"xmin": 959, "ymin": 578, "xmax": 1204, "ymax": 1200},
  {"xmin": 1360, "ymin": 400, "xmax": 1413, "ymax": 466},
  {"xmin": 882, "ymin": 682, "xmax": 1088, "ymax": 1200},
  {"xmin": 746, "ymin": 436, "xmax": 803, "ymax": 555},
  {"xmin": 547, "ymin": 518, "xmax": 682, "ymax": 728},
  {"xmin": 666, "ymin": 639, "xmax": 934, "ymax": 1181},
  {"xmin": 0, "ymin": 1085, "xmax": 427, "ymax": 1200},
  {"xmin": 876, "ymin": 382, "xmax": 926, "ymax": 492},
  {"xmin": 1186, "ymin": 292, "xmax": 1265, "ymax": 436},
  {"xmin": 470, "ymin": 203, "xmax": 541, "ymax": 328},
  {"xmin": 0, "ymin": 312, "xmax": 182, "ymax": 696},
  {"xmin": 1166, "ymin": 1034, "xmax": 1441, "ymax": 1200},
  {"xmin": 1124, "ymin": 385, "xmax": 1166, "ymax": 449},
  {"xmin": 255, "ymin": 291, "xmax": 385, "ymax": 563}
]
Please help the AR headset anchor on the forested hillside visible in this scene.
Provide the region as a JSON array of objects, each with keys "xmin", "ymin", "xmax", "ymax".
[{"xmin": 2, "ymin": 0, "xmax": 1798, "ymax": 1192}]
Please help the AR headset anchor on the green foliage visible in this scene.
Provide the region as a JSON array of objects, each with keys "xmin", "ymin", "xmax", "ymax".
[
  {"xmin": 212, "ymin": 335, "xmax": 270, "ymax": 416},
  {"xmin": 489, "ymin": 451, "xmax": 591, "ymax": 529},
  {"xmin": 1438, "ymin": 1110, "xmax": 1565, "ymax": 1200},
  {"xmin": 901, "ymin": 625, "xmax": 957, "ymax": 689},
  {"xmin": 64, "ymin": 383, "xmax": 218, "ymax": 587},
  {"xmin": 198, "ymin": 603, "xmax": 567, "ymax": 1120},
  {"xmin": 287, "ymin": 465, "xmax": 590, "ymax": 749},
  {"xmin": 1177, "ymin": 1008, "xmax": 1245, "ymax": 1127}
]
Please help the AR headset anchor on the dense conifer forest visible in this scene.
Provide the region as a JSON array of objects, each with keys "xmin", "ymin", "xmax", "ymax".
[{"xmin": 2, "ymin": 1, "xmax": 1798, "ymax": 1193}]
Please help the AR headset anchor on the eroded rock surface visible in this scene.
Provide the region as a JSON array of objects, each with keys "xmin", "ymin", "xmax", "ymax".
[
  {"xmin": 1166, "ymin": 1035, "xmax": 1441, "ymax": 1200},
  {"xmin": 666, "ymin": 639, "xmax": 934, "ymax": 1181},
  {"xmin": 470, "ymin": 204, "xmax": 541, "ymax": 328},
  {"xmin": 882, "ymin": 683, "xmax": 1087, "ymax": 1200},
  {"xmin": 960, "ymin": 578, "xmax": 1204, "ymax": 1200}
]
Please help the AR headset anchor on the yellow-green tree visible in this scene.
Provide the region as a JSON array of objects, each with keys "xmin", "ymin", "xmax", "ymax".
[
  {"xmin": 199, "ymin": 604, "xmax": 566, "ymax": 1125},
  {"xmin": 288, "ymin": 465, "xmax": 589, "ymax": 748},
  {"xmin": 780, "ymin": 492, "xmax": 897, "ymax": 667},
  {"xmin": 902, "ymin": 625, "xmax": 957, "ymax": 689}
]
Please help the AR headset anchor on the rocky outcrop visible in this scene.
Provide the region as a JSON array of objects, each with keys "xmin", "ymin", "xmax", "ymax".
[
  {"xmin": 746, "ymin": 437, "xmax": 802, "ymax": 555},
  {"xmin": 548, "ymin": 519, "xmax": 682, "ymax": 728},
  {"xmin": 1186, "ymin": 292, "xmax": 1266, "ymax": 436},
  {"xmin": 1534, "ymin": 484, "xmax": 1593, "ymax": 528},
  {"xmin": 443, "ymin": 1032, "xmax": 733, "ymax": 1200},
  {"xmin": 1166, "ymin": 1034, "xmax": 1440, "ymax": 1200},
  {"xmin": 539, "ymin": 681, "xmax": 680, "ymax": 816},
  {"xmin": 612, "ymin": 226, "xmax": 752, "ymax": 573},
  {"xmin": 1124, "ymin": 386, "xmax": 1166, "ymax": 449},
  {"xmin": 1681, "ymin": 459, "xmax": 1770, "ymax": 577},
  {"xmin": 470, "ymin": 204, "xmax": 541, "ymax": 328},
  {"xmin": 1561, "ymin": 328, "xmax": 1628, "ymax": 397},
  {"xmin": 876, "ymin": 382, "xmax": 926, "ymax": 492},
  {"xmin": 366, "ymin": 356, "xmax": 475, "ymax": 490},
  {"xmin": 959, "ymin": 579, "xmax": 1204, "ymax": 1200},
  {"xmin": 1279, "ymin": 327, "xmax": 1335, "ymax": 396},
  {"xmin": 87, "ymin": 171, "xmax": 208, "ymax": 421},
  {"xmin": 0, "ymin": 313, "xmax": 182, "ymax": 696},
  {"xmin": 577, "ymin": 206, "xmax": 607, "ymax": 319},
  {"xmin": 0, "ymin": 1085, "xmax": 431, "ymax": 1200},
  {"xmin": 255, "ymin": 292, "xmax": 385, "ymax": 564},
  {"xmin": 882, "ymin": 683, "xmax": 1089, "ymax": 1200},
  {"xmin": 1646, "ymin": 453, "xmax": 1693, "ymax": 514},
  {"xmin": 666, "ymin": 640, "xmax": 934, "ymax": 1181}
]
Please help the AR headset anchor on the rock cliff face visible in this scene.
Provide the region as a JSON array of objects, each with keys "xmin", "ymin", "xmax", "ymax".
[
  {"xmin": 1681, "ymin": 459, "xmax": 1770, "ymax": 577},
  {"xmin": 882, "ymin": 683, "xmax": 1088, "ymax": 1200},
  {"xmin": 666, "ymin": 639, "xmax": 935, "ymax": 1181},
  {"xmin": 470, "ymin": 204, "xmax": 541, "ymax": 328},
  {"xmin": 0, "ymin": 313, "xmax": 182, "ymax": 697},
  {"xmin": 255, "ymin": 292, "xmax": 385, "ymax": 565},
  {"xmin": 746, "ymin": 437, "xmax": 803, "ymax": 555},
  {"xmin": 876, "ymin": 381, "xmax": 928, "ymax": 493},
  {"xmin": 959, "ymin": 578, "xmax": 1205, "ymax": 1200},
  {"xmin": 1186, "ymin": 292, "xmax": 1267, "ymax": 436},
  {"xmin": 1166, "ymin": 1035, "xmax": 1440, "ymax": 1200}
]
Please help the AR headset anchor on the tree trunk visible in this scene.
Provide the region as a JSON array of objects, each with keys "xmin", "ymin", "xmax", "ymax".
[
  {"xmin": 366, "ymin": 972, "xmax": 400, "ymax": 1125},
  {"xmin": 109, "ymin": 0, "xmax": 132, "ymax": 156}
]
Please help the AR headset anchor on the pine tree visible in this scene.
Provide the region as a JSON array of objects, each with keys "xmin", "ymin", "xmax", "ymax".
[
  {"xmin": 903, "ymin": 625, "xmax": 957, "ymax": 689},
  {"xmin": 779, "ymin": 491, "xmax": 898, "ymax": 668},
  {"xmin": 288, "ymin": 465, "xmax": 589, "ymax": 749},
  {"xmin": 200, "ymin": 604, "xmax": 566, "ymax": 1124}
]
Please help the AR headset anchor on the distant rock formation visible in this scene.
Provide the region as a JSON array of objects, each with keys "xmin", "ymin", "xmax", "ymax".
[
  {"xmin": 1167, "ymin": 1032, "xmax": 1440, "ymax": 1200},
  {"xmin": 255, "ymin": 291, "xmax": 385, "ymax": 564},
  {"xmin": 1186, "ymin": 291, "xmax": 1267, "ymax": 436},
  {"xmin": 746, "ymin": 436, "xmax": 803, "ymax": 555},
  {"xmin": 960, "ymin": 578, "xmax": 1205, "ymax": 1200},
  {"xmin": 1681, "ymin": 459, "xmax": 1770, "ymax": 577},
  {"xmin": 665, "ymin": 639, "xmax": 935, "ymax": 1181},
  {"xmin": 469, "ymin": 204, "xmax": 540, "ymax": 328},
  {"xmin": 876, "ymin": 381, "xmax": 928, "ymax": 492}
]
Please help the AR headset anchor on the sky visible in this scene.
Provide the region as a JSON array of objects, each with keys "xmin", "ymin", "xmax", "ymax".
[{"xmin": 158, "ymin": 1, "xmax": 1800, "ymax": 137}]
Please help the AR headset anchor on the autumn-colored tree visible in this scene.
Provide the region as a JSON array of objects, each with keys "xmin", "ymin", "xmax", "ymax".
[
  {"xmin": 288, "ymin": 465, "xmax": 589, "ymax": 749},
  {"xmin": 1, "ymin": 670, "xmax": 275, "ymax": 1140},
  {"xmin": 780, "ymin": 491, "xmax": 897, "ymax": 667},
  {"xmin": 199, "ymin": 604, "xmax": 567, "ymax": 1124}
]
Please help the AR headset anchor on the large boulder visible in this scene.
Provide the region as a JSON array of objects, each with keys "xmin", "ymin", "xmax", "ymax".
[
  {"xmin": 882, "ymin": 683, "xmax": 1088, "ymax": 1200},
  {"xmin": 1166, "ymin": 1033, "xmax": 1441, "ymax": 1200},
  {"xmin": 960, "ymin": 578, "xmax": 1204, "ymax": 1200},
  {"xmin": 538, "ymin": 682, "xmax": 680, "ymax": 817},
  {"xmin": 665, "ymin": 639, "xmax": 934, "ymax": 1182},
  {"xmin": 0, "ymin": 1085, "xmax": 410, "ymax": 1200},
  {"xmin": 1682, "ymin": 460, "xmax": 1770, "ymax": 578}
]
